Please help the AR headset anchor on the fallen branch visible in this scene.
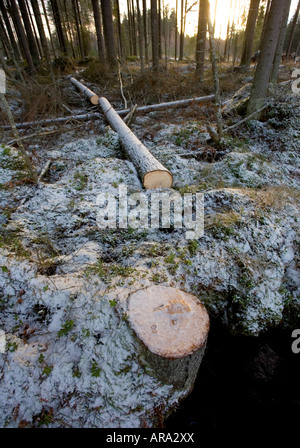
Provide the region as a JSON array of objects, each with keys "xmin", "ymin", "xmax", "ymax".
[
  {"xmin": 0, "ymin": 92, "xmax": 37, "ymax": 182},
  {"xmin": 224, "ymin": 104, "xmax": 269, "ymax": 133},
  {"xmin": 1, "ymin": 93, "xmax": 215, "ymax": 130},
  {"xmin": 38, "ymin": 160, "xmax": 52, "ymax": 184},
  {"xmin": 99, "ymin": 96, "xmax": 173, "ymax": 189},
  {"xmin": 1, "ymin": 112, "xmax": 102, "ymax": 129},
  {"xmin": 70, "ymin": 77, "xmax": 99, "ymax": 105},
  {"xmin": 123, "ymin": 104, "xmax": 137, "ymax": 126},
  {"xmin": 117, "ymin": 95, "xmax": 215, "ymax": 116}
]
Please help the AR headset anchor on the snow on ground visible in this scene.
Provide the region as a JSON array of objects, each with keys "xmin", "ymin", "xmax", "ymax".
[{"xmin": 0, "ymin": 81, "xmax": 299, "ymax": 427}]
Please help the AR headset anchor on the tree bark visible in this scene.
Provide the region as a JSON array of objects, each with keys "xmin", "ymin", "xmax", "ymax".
[
  {"xmin": 175, "ymin": 0, "xmax": 178, "ymax": 60},
  {"xmin": 179, "ymin": 0, "xmax": 184, "ymax": 59},
  {"xmin": 99, "ymin": 96, "xmax": 173, "ymax": 188},
  {"xmin": 285, "ymin": 0, "xmax": 300, "ymax": 57},
  {"xmin": 0, "ymin": 92, "xmax": 37, "ymax": 181},
  {"xmin": 71, "ymin": 0, "xmax": 84, "ymax": 58},
  {"xmin": 115, "ymin": 0, "xmax": 123, "ymax": 58},
  {"xmin": 136, "ymin": 0, "xmax": 144, "ymax": 71},
  {"xmin": 196, "ymin": 0, "xmax": 208, "ymax": 79},
  {"xmin": 128, "ymin": 286, "xmax": 209, "ymax": 389},
  {"xmin": 270, "ymin": 0, "xmax": 291, "ymax": 82},
  {"xmin": 50, "ymin": 0, "xmax": 67, "ymax": 54},
  {"xmin": 247, "ymin": 0, "xmax": 287, "ymax": 117},
  {"xmin": 30, "ymin": 0, "xmax": 54, "ymax": 79},
  {"xmin": 131, "ymin": 0, "xmax": 137, "ymax": 55},
  {"xmin": 40, "ymin": 0, "xmax": 56, "ymax": 57},
  {"xmin": 0, "ymin": 1, "xmax": 22, "ymax": 60},
  {"xmin": 91, "ymin": 0, "xmax": 105, "ymax": 61},
  {"xmin": 207, "ymin": 1, "xmax": 223, "ymax": 138},
  {"xmin": 158, "ymin": 0, "xmax": 162, "ymax": 58},
  {"xmin": 17, "ymin": 0, "xmax": 40, "ymax": 63},
  {"xmin": 240, "ymin": 0, "xmax": 260, "ymax": 67},
  {"xmin": 142, "ymin": 0, "xmax": 149, "ymax": 64},
  {"xmin": 100, "ymin": 0, "xmax": 117, "ymax": 68},
  {"xmin": 9, "ymin": 0, "xmax": 36, "ymax": 74},
  {"xmin": 0, "ymin": 13, "xmax": 25, "ymax": 82},
  {"xmin": 151, "ymin": 0, "xmax": 159, "ymax": 70}
]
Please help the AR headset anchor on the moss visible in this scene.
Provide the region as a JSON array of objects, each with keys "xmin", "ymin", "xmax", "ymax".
[
  {"xmin": 73, "ymin": 171, "xmax": 88, "ymax": 191},
  {"xmin": 0, "ymin": 230, "xmax": 30, "ymax": 258},
  {"xmin": 57, "ymin": 320, "xmax": 75, "ymax": 337},
  {"xmin": 85, "ymin": 258, "xmax": 137, "ymax": 284}
]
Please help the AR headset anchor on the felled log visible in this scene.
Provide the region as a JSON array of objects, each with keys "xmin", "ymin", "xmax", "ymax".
[
  {"xmin": 99, "ymin": 96, "xmax": 173, "ymax": 189},
  {"xmin": 117, "ymin": 95, "xmax": 215, "ymax": 116},
  {"xmin": 70, "ymin": 77, "xmax": 99, "ymax": 105},
  {"xmin": 128, "ymin": 285, "xmax": 209, "ymax": 390},
  {"xmin": 1, "ymin": 112, "xmax": 102, "ymax": 129}
]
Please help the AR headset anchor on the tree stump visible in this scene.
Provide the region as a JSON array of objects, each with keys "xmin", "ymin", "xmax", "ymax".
[{"xmin": 128, "ymin": 285, "xmax": 210, "ymax": 390}]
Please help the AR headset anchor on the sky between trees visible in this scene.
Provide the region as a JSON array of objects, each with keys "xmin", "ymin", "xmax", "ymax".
[{"xmin": 118, "ymin": 0, "xmax": 299, "ymax": 38}]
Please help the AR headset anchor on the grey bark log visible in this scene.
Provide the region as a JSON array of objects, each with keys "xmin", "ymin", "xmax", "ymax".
[
  {"xmin": 99, "ymin": 96, "xmax": 173, "ymax": 189},
  {"xmin": 1, "ymin": 93, "xmax": 215, "ymax": 129},
  {"xmin": 70, "ymin": 77, "xmax": 99, "ymax": 104},
  {"xmin": 0, "ymin": 112, "xmax": 102, "ymax": 129},
  {"xmin": 128, "ymin": 286, "xmax": 209, "ymax": 389},
  {"xmin": 117, "ymin": 95, "xmax": 215, "ymax": 116}
]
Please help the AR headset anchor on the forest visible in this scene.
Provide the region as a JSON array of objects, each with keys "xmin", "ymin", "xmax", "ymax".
[{"xmin": 0, "ymin": 0, "xmax": 299, "ymax": 435}]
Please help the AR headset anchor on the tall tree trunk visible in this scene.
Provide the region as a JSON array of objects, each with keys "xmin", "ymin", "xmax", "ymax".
[
  {"xmin": 30, "ymin": 0, "xmax": 54, "ymax": 79},
  {"xmin": 286, "ymin": 0, "xmax": 300, "ymax": 57},
  {"xmin": 179, "ymin": 0, "xmax": 184, "ymax": 59},
  {"xmin": 196, "ymin": 0, "xmax": 208, "ymax": 80},
  {"xmin": 101, "ymin": 0, "xmax": 117, "ymax": 68},
  {"xmin": 50, "ymin": 0, "xmax": 67, "ymax": 54},
  {"xmin": 115, "ymin": 0, "xmax": 123, "ymax": 58},
  {"xmin": 270, "ymin": 0, "xmax": 291, "ymax": 82},
  {"xmin": 136, "ymin": 0, "xmax": 144, "ymax": 71},
  {"xmin": 258, "ymin": 0, "xmax": 271, "ymax": 51},
  {"xmin": 213, "ymin": 0, "xmax": 218, "ymax": 34},
  {"xmin": 224, "ymin": 0, "xmax": 233, "ymax": 58},
  {"xmin": 240, "ymin": 0, "xmax": 260, "ymax": 67},
  {"xmin": 127, "ymin": 0, "xmax": 133, "ymax": 55},
  {"xmin": 25, "ymin": 0, "xmax": 42, "ymax": 57},
  {"xmin": 247, "ymin": 0, "xmax": 288, "ymax": 117},
  {"xmin": 62, "ymin": 0, "xmax": 76, "ymax": 58},
  {"xmin": 0, "ymin": 1, "xmax": 22, "ymax": 60},
  {"xmin": 91, "ymin": 0, "xmax": 105, "ymax": 61},
  {"xmin": 207, "ymin": 0, "xmax": 223, "ymax": 138},
  {"xmin": 41, "ymin": 0, "xmax": 56, "ymax": 57},
  {"xmin": 17, "ymin": 0, "xmax": 40, "ymax": 63},
  {"xmin": 131, "ymin": 0, "xmax": 137, "ymax": 55},
  {"xmin": 72, "ymin": 0, "xmax": 84, "ymax": 58},
  {"xmin": 142, "ymin": 0, "xmax": 149, "ymax": 64},
  {"xmin": 151, "ymin": 0, "xmax": 159, "ymax": 70},
  {"xmin": 0, "ymin": 13, "xmax": 11, "ymax": 59},
  {"xmin": 158, "ymin": 0, "xmax": 162, "ymax": 58},
  {"xmin": 175, "ymin": 0, "xmax": 178, "ymax": 60},
  {"xmin": 0, "ymin": 11, "xmax": 25, "ymax": 81},
  {"xmin": 9, "ymin": 0, "xmax": 36, "ymax": 74}
]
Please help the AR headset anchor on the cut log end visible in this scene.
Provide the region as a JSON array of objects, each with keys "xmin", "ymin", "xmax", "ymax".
[
  {"xmin": 128, "ymin": 286, "xmax": 210, "ymax": 359},
  {"xmin": 90, "ymin": 95, "xmax": 100, "ymax": 105},
  {"xmin": 143, "ymin": 170, "xmax": 173, "ymax": 189}
]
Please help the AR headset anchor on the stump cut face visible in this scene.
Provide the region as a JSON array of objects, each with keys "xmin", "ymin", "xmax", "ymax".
[{"xmin": 128, "ymin": 286, "xmax": 210, "ymax": 359}]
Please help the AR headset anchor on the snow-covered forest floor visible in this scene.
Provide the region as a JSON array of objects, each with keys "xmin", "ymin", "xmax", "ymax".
[{"xmin": 0, "ymin": 61, "xmax": 299, "ymax": 428}]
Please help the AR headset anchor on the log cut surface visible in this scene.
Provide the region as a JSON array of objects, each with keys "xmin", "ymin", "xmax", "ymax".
[
  {"xmin": 70, "ymin": 77, "xmax": 99, "ymax": 105},
  {"xmin": 128, "ymin": 285, "xmax": 210, "ymax": 359}
]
